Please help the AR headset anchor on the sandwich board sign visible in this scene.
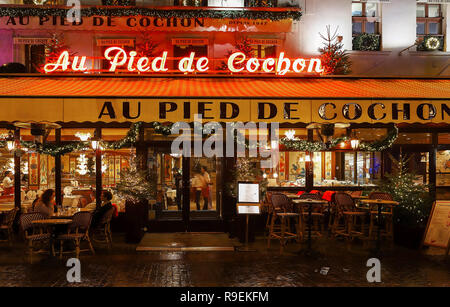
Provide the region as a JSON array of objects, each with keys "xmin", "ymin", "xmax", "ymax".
[
  {"xmin": 422, "ymin": 200, "xmax": 450, "ymax": 256},
  {"xmin": 237, "ymin": 182, "xmax": 260, "ymax": 214}
]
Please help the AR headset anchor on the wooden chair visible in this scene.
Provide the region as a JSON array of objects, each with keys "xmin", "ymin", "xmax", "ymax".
[
  {"xmin": 56, "ymin": 211, "xmax": 95, "ymax": 259},
  {"xmin": 267, "ymin": 193, "xmax": 302, "ymax": 252},
  {"xmin": 264, "ymin": 192, "xmax": 274, "ymax": 236},
  {"xmin": 0, "ymin": 207, "xmax": 18, "ymax": 246},
  {"xmin": 19, "ymin": 212, "xmax": 53, "ymax": 263},
  {"xmin": 368, "ymin": 192, "xmax": 394, "ymax": 243},
  {"xmin": 297, "ymin": 193, "xmax": 326, "ymax": 235},
  {"xmin": 333, "ymin": 192, "xmax": 368, "ymax": 240},
  {"xmin": 92, "ymin": 208, "xmax": 115, "ymax": 249}
]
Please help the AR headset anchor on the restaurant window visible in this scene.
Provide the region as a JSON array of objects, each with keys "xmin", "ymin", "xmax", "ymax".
[
  {"xmin": 173, "ymin": 43, "xmax": 208, "ymax": 73},
  {"xmin": 313, "ymin": 151, "xmax": 381, "ymax": 187},
  {"xmin": 437, "ymin": 133, "xmax": 450, "ymax": 187},
  {"xmin": 270, "ymin": 128, "xmax": 307, "ymax": 187},
  {"xmin": 101, "ymin": 0, "xmax": 137, "ymax": 5},
  {"xmin": 352, "ymin": 1, "xmax": 381, "ymax": 51},
  {"xmin": 208, "ymin": 0, "xmax": 244, "ymax": 6},
  {"xmin": 175, "ymin": 0, "xmax": 207, "ymax": 6},
  {"xmin": 100, "ymin": 41, "xmax": 135, "ymax": 72},
  {"xmin": 24, "ymin": 44, "xmax": 45, "ymax": 73},
  {"xmin": 416, "ymin": 3, "xmax": 444, "ymax": 51},
  {"xmin": 394, "ymin": 133, "xmax": 432, "ymax": 145}
]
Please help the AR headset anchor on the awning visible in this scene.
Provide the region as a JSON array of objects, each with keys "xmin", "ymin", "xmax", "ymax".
[{"xmin": 0, "ymin": 76, "xmax": 449, "ymax": 124}]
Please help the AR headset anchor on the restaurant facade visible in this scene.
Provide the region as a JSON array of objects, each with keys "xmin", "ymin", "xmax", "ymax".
[{"xmin": 0, "ymin": 0, "xmax": 449, "ymax": 233}]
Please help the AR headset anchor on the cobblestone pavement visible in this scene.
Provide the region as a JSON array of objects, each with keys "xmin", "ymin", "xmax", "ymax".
[{"xmin": 0, "ymin": 234, "xmax": 448, "ymax": 287}]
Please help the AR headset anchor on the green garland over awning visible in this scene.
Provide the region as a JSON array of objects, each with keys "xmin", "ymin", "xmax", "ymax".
[
  {"xmin": 0, "ymin": 6, "xmax": 302, "ymax": 21},
  {"xmin": 280, "ymin": 125, "xmax": 398, "ymax": 152}
]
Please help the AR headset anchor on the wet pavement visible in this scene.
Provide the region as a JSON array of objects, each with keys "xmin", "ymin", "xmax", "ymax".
[{"xmin": 0, "ymin": 233, "xmax": 448, "ymax": 287}]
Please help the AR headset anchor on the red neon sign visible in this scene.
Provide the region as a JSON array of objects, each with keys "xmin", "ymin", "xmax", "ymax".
[{"xmin": 43, "ymin": 46, "xmax": 323, "ymax": 75}]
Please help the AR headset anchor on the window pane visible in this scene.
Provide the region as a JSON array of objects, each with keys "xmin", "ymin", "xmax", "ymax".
[
  {"xmin": 437, "ymin": 150, "xmax": 450, "ymax": 186},
  {"xmin": 417, "ymin": 23, "xmax": 426, "ymax": 35},
  {"xmin": 417, "ymin": 4, "xmax": 426, "ymax": 18},
  {"xmin": 352, "ymin": 22, "xmax": 363, "ymax": 35},
  {"xmin": 428, "ymin": 22, "xmax": 440, "ymax": 35},
  {"xmin": 365, "ymin": 3, "xmax": 377, "ymax": 17},
  {"xmin": 428, "ymin": 5, "xmax": 440, "ymax": 18},
  {"xmin": 280, "ymin": 151, "xmax": 307, "ymax": 187},
  {"xmin": 312, "ymin": 152, "xmax": 380, "ymax": 187},
  {"xmin": 365, "ymin": 22, "xmax": 376, "ymax": 34},
  {"xmin": 395, "ymin": 133, "xmax": 432, "ymax": 144},
  {"xmin": 352, "ymin": 3, "xmax": 363, "ymax": 17},
  {"xmin": 438, "ymin": 133, "xmax": 450, "ymax": 144}
]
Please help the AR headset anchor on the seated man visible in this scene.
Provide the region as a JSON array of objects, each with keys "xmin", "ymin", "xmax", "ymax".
[{"xmin": 90, "ymin": 190, "xmax": 113, "ymax": 229}]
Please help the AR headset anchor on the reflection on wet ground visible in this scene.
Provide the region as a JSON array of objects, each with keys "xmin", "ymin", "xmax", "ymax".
[{"xmin": 0, "ymin": 234, "xmax": 448, "ymax": 287}]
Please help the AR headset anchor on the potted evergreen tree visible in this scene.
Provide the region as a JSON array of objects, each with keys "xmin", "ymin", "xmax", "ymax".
[
  {"xmin": 377, "ymin": 154, "xmax": 433, "ymax": 249},
  {"xmin": 114, "ymin": 155, "xmax": 156, "ymax": 243}
]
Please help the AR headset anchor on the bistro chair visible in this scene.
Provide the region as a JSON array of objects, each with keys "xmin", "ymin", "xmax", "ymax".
[
  {"xmin": 0, "ymin": 207, "xmax": 18, "ymax": 246},
  {"xmin": 267, "ymin": 193, "xmax": 302, "ymax": 253},
  {"xmin": 19, "ymin": 212, "xmax": 53, "ymax": 263},
  {"xmin": 332, "ymin": 193, "xmax": 367, "ymax": 241},
  {"xmin": 368, "ymin": 192, "xmax": 394, "ymax": 243},
  {"xmin": 297, "ymin": 193, "xmax": 326, "ymax": 235},
  {"xmin": 92, "ymin": 208, "xmax": 115, "ymax": 249},
  {"xmin": 264, "ymin": 191, "xmax": 274, "ymax": 236},
  {"xmin": 56, "ymin": 211, "xmax": 95, "ymax": 259}
]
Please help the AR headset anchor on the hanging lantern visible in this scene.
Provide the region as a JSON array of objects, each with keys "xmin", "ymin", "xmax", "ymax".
[
  {"xmin": 6, "ymin": 130, "xmax": 15, "ymax": 151},
  {"xmin": 351, "ymin": 139, "xmax": 360, "ymax": 150}
]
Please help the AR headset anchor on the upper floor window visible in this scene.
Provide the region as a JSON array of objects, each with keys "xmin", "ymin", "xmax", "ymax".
[
  {"xmin": 416, "ymin": 3, "xmax": 444, "ymax": 51},
  {"xmin": 352, "ymin": 1, "xmax": 381, "ymax": 51},
  {"xmin": 352, "ymin": 1, "xmax": 380, "ymax": 35}
]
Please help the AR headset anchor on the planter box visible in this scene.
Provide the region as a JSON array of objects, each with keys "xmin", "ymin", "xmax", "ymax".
[
  {"xmin": 394, "ymin": 224, "xmax": 425, "ymax": 250},
  {"xmin": 125, "ymin": 199, "xmax": 149, "ymax": 243}
]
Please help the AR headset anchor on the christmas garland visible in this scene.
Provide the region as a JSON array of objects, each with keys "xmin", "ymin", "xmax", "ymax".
[
  {"xmin": 280, "ymin": 125, "xmax": 398, "ymax": 152},
  {"xmin": 352, "ymin": 33, "xmax": 381, "ymax": 51},
  {"xmin": 0, "ymin": 6, "xmax": 302, "ymax": 21},
  {"xmin": 0, "ymin": 121, "xmax": 173, "ymax": 156}
]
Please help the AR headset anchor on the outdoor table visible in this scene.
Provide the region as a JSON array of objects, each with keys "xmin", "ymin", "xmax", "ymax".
[
  {"xmin": 360, "ymin": 199, "xmax": 399, "ymax": 254},
  {"xmin": 292, "ymin": 199, "xmax": 329, "ymax": 256},
  {"xmin": 285, "ymin": 194, "xmax": 302, "ymax": 199},
  {"xmin": 54, "ymin": 207, "xmax": 93, "ymax": 219},
  {"xmin": 351, "ymin": 195, "xmax": 369, "ymax": 200},
  {"xmin": 32, "ymin": 219, "xmax": 73, "ymax": 256}
]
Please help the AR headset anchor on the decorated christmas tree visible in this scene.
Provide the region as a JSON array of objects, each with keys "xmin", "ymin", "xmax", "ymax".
[
  {"xmin": 135, "ymin": 33, "xmax": 159, "ymax": 58},
  {"xmin": 218, "ymin": 38, "xmax": 254, "ymax": 71},
  {"xmin": 377, "ymin": 153, "xmax": 432, "ymax": 228},
  {"xmin": 44, "ymin": 33, "xmax": 75, "ymax": 61},
  {"xmin": 225, "ymin": 157, "xmax": 268, "ymax": 199},
  {"xmin": 113, "ymin": 152, "xmax": 156, "ymax": 202},
  {"xmin": 318, "ymin": 26, "xmax": 351, "ymax": 75}
]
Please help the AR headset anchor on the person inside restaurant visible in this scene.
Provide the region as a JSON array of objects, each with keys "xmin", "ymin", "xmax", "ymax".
[{"xmin": 2, "ymin": 171, "xmax": 14, "ymax": 195}]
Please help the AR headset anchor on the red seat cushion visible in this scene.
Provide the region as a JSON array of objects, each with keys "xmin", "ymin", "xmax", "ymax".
[
  {"xmin": 310, "ymin": 190, "xmax": 320, "ymax": 194},
  {"xmin": 322, "ymin": 191, "xmax": 336, "ymax": 202},
  {"xmin": 296, "ymin": 191, "xmax": 305, "ymax": 196},
  {"xmin": 111, "ymin": 203, "xmax": 119, "ymax": 218}
]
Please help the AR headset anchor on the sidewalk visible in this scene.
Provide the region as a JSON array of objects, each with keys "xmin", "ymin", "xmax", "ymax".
[{"xmin": 0, "ymin": 233, "xmax": 448, "ymax": 287}]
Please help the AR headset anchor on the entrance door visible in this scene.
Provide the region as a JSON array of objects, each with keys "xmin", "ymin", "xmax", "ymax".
[{"xmin": 150, "ymin": 148, "xmax": 221, "ymax": 231}]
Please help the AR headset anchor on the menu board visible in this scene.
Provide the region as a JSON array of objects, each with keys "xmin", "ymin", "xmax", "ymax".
[
  {"xmin": 423, "ymin": 201, "xmax": 450, "ymax": 251},
  {"xmin": 238, "ymin": 182, "xmax": 260, "ymax": 204}
]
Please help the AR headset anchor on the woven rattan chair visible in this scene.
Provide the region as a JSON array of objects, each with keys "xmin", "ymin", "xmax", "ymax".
[
  {"xmin": 368, "ymin": 192, "xmax": 394, "ymax": 242},
  {"xmin": 19, "ymin": 212, "xmax": 53, "ymax": 263},
  {"xmin": 56, "ymin": 211, "xmax": 95, "ymax": 259},
  {"xmin": 333, "ymin": 192, "xmax": 367, "ymax": 240},
  {"xmin": 267, "ymin": 193, "xmax": 301, "ymax": 252},
  {"xmin": 298, "ymin": 193, "xmax": 326, "ymax": 235},
  {"xmin": 0, "ymin": 207, "xmax": 18, "ymax": 246},
  {"xmin": 92, "ymin": 208, "xmax": 114, "ymax": 249}
]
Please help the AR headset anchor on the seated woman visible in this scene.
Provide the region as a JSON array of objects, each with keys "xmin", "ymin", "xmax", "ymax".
[{"xmin": 34, "ymin": 189, "xmax": 55, "ymax": 218}]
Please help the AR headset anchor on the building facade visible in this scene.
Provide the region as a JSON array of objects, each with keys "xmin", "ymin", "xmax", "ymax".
[{"xmin": 0, "ymin": 0, "xmax": 449, "ymax": 233}]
